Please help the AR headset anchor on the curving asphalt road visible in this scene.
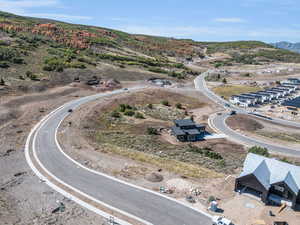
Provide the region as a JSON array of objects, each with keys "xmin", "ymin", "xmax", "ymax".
[
  {"xmin": 27, "ymin": 87, "xmax": 212, "ymax": 225},
  {"xmin": 195, "ymin": 72, "xmax": 300, "ymax": 156}
]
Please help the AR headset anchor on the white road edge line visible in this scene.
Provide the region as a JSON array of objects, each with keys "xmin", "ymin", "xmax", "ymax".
[
  {"xmin": 25, "ymin": 90, "xmax": 147, "ymax": 225},
  {"xmin": 33, "ymin": 107, "xmax": 149, "ymax": 225},
  {"xmin": 25, "ymin": 87, "xmax": 212, "ymax": 225}
]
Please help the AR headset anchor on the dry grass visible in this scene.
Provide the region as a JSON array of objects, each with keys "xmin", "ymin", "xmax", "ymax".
[
  {"xmin": 101, "ymin": 143, "xmax": 222, "ymax": 179},
  {"xmin": 256, "ymin": 131, "xmax": 300, "ymax": 144},
  {"xmin": 213, "ymin": 85, "xmax": 262, "ymax": 99}
]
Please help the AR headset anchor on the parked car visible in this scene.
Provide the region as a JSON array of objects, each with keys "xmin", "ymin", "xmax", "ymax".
[
  {"xmin": 273, "ymin": 222, "xmax": 288, "ymax": 225},
  {"xmin": 212, "ymin": 216, "xmax": 233, "ymax": 225}
]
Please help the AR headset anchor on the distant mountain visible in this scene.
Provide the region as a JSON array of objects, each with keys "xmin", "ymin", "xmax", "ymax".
[{"xmin": 271, "ymin": 41, "xmax": 300, "ymax": 53}]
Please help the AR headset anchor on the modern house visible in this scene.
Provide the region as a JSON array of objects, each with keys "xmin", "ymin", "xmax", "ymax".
[
  {"xmin": 282, "ymin": 83, "xmax": 299, "ymax": 90},
  {"xmin": 171, "ymin": 119, "xmax": 206, "ymax": 142},
  {"xmin": 235, "ymin": 153, "xmax": 300, "ymax": 210},
  {"xmin": 230, "ymin": 95, "xmax": 256, "ymax": 107},
  {"xmin": 241, "ymin": 93, "xmax": 264, "ymax": 103},
  {"xmin": 254, "ymin": 92, "xmax": 272, "ymax": 102},
  {"xmin": 287, "ymin": 78, "xmax": 300, "ymax": 85},
  {"xmin": 276, "ymin": 86, "xmax": 293, "ymax": 94},
  {"xmin": 269, "ymin": 88, "xmax": 288, "ymax": 97},
  {"xmin": 263, "ymin": 90, "xmax": 281, "ymax": 99},
  {"xmin": 279, "ymin": 85, "xmax": 297, "ymax": 92}
]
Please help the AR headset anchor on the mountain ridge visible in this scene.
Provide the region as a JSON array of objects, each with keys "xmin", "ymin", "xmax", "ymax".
[{"xmin": 271, "ymin": 41, "xmax": 300, "ymax": 53}]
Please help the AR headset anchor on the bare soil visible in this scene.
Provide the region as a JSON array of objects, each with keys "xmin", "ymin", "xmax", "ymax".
[
  {"xmin": 226, "ymin": 114, "xmax": 264, "ymax": 132},
  {"xmin": 0, "ymin": 85, "xmax": 109, "ymax": 225}
]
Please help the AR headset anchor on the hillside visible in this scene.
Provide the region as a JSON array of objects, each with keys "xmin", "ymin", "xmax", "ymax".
[
  {"xmin": 271, "ymin": 41, "xmax": 300, "ymax": 53},
  {"xmin": 1, "ymin": 11, "xmax": 300, "ymax": 94}
]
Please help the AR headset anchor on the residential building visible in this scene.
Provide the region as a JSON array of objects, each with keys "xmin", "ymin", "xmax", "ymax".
[
  {"xmin": 235, "ymin": 153, "xmax": 300, "ymax": 210},
  {"xmin": 287, "ymin": 78, "xmax": 300, "ymax": 84},
  {"xmin": 171, "ymin": 119, "xmax": 206, "ymax": 142}
]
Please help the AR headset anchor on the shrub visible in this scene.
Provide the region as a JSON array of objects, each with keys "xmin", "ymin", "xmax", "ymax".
[
  {"xmin": 248, "ymin": 146, "xmax": 269, "ymax": 157},
  {"xmin": 134, "ymin": 112, "xmax": 145, "ymax": 119},
  {"xmin": 111, "ymin": 111, "xmax": 121, "ymax": 118},
  {"xmin": 148, "ymin": 67, "xmax": 168, "ymax": 74},
  {"xmin": 222, "ymin": 78, "xmax": 227, "ymax": 84},
  {"xmin": 27, "ymin": 73, "xmax": 38, "ymax": 81},
  {"xmin": 0, "ymin": 77, "xmax": 5, "ymax": 85},
  {"xmin": 0, "ymin": 61, "xmax": 9, "ymax": 68},
  {"xmin": 147, "ymin": 103, "xmax": 153, "ymax": 109},
  {"xmin": 168, "ymin": 71, "xmax": 186, "ymax": 79},
  {"xmin": 147, "ymin": 127, "xmax": 159, "ymax": 135},
  {"xmin": 12, "ymin": 57, "xmax": 23, "ymax": 64},
  {"xmin": 161, "ymin": 100, "xmax": 169, "ymax": 106},
  {"xmin": 26, "ymin": 71, "xmax": 32, "ymax": 77},
  {"xmin": 218, "ymin": 159, "xmax": 226, "ymax": 168},
  {"xmin": 175, "ymin": 103, "xmax": 182, "ymax": 109},
  {"xmin": 119, "ymin": 104, "xmax": 133, "ymax": 112},
  {"xmin": 208, "ymin": 196, "xmax": 216, "ymax": 203},
  {"xmin": 124, "ymin": 109, "xmax": 135, "ymax": 116},
  {"xmin": 70, "ymin": 62, "xmax": 86, "ymax": 69}
]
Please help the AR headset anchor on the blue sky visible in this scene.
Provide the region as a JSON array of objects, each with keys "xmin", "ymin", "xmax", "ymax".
[{"xmin": 0, "ymin": 0, "xmax": 300, "ymax": 42}]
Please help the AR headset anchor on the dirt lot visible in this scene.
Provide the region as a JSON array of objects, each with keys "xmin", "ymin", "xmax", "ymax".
[
  {"xmin": 0, "ymin": 85, "xmax": 110, "ymax": 225},
  {"xmin": 219, "ymin": 194, "xmax": 300, "ymax": 225}
]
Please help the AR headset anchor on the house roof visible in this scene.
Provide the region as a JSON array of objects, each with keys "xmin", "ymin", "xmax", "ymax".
[
  {"xmin": 239, "ymin": 153, "xmax": 300, "ymax": 194},
  {"xmin": 171, "ymin": 126, "xmax": 185, "ymax": 136},
  {"xmin": 184, "ymin": 129, "xmax": 201, "ymax": 135},
  {"xmin": 174, "ymin": 119, "xmax": 195, "ymax": 127},
  {"xmin": 195, "ymin": 124, "xmax": 206, "ymax": 129}
]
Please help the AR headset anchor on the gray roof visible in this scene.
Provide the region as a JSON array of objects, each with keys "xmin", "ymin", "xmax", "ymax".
[
  {"xmin": 184, "ymin": 129, "xmax": 201, "ymax": 135},
  {"xmin": 256, "ymin": 92, "xmax": 273, "ymax": 96},
  {"xmin": 174, "ymin": 119, "xmax": 195, "ymax": 127},
  {"xmin": 195, "ymin": 124, "xmax": 206, "ymax": 129},
  {"xmin": 239, "ymin": 153, "xmax": 300, "ymax": 194},
  {"xmin": 171, "ymin": 126, "xmax": 185, "ymax": 136}
]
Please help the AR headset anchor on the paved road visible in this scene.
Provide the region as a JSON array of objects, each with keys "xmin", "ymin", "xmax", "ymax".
[
  {"xmin": 28, "ymin": 87, "xmax": 212, "ymax": 225},
  {"xmin": 195, "ymin": 72, "xmax": 300, "ymax": 128},
  {"xmin": 195, "ymin": 73, "xmax": 300, "ymax": 156},
  {"xmin": 212, "ymin": 113, "xmax": 300, "ymax": 156}
]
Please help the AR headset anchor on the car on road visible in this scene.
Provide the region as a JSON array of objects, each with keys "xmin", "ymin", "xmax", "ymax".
[
  {"xmin": 123, "ymin": 88, "xmax": 128, "ymax": 91},
  {"xmin": 68, "ymin": 109, "xmax": 73, "ymax": 113},
  {"xmin": 212, "ymin": 216, "xmax": 233, "ymax": 225},
  {"xmin": 229, "ymin": 110, "xmax": 236, "ymax": 115}
]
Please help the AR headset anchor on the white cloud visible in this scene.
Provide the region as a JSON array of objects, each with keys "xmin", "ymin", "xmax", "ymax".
[
  {"xmin": 214, "ymin": 18, "xmax": 246, "ymax": 23},
  {"xmin": 0, "ymin": 0, "xmax": 92, "ymax": 22}
]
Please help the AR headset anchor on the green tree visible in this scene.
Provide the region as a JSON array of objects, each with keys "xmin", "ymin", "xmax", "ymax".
[
  {"xmin": 248, "ymin": 146, "xmax": 269, "ymax": 157},
  {"xmin": 222, "ymin": 78, "xmax": 227, "ymax": 84}
]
